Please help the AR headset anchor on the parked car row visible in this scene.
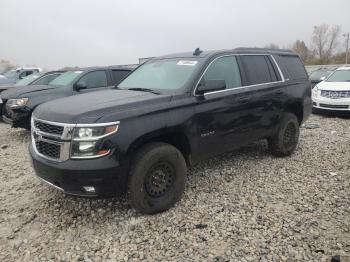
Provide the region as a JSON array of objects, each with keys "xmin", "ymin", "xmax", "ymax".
[
  {"xmin": 0, "ymin": 66, "xmax": 133, "ymax": 129},
  {"xmin": 2, "ymin": 47, "xmax": 312, "ymax": 214},
  {"xmin": 0, "ymin": 67, "xmax": 42, "ymax": 86}
]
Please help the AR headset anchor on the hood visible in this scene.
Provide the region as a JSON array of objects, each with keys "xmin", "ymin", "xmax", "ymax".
[
  {"xmin": 34, "ymin": 89, "xmax": 172, "ymax": 123},
  {"xmin": 1, "ymin": 84, "xmax": 56, "ymax": 99},
  {"xmin": 0, "ymin": 77, "xmax": 16, "ymax": 85},
  {"xmin": 316, "ymin": 81, "xmax": 350, "ymax": 91},
  {"xmin": 0, "ymin": 83, "xmax": 15, "ymax": 91}
]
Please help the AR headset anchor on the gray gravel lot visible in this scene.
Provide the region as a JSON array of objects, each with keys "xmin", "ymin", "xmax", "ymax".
[{"xmin": 0, "ymin": 114, "xmax": 349, "ymax": 261}]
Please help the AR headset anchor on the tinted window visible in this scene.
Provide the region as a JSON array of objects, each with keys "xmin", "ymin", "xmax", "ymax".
[
  {"xmin": 112, "ymin": 70, "xmax": 130, "ymax": 85},
  {"xmin": 77, "ymin": 71, "xmax": 108, "ymax": 89},
  {"xmin": 19, "ymin": 71, "xmax": 32, "ymax": 79},
  {"xmin": 266, "ymin": 56, "xmax": 281, "ymax": 81},
  {"xmin": 279, "ymin": 55, "xmax": 307, "ymax": 80},
  {"xmin": 203, "ymin": 56, "xmax": 241, "ymax": 89},
  {"xmin": 33, "ymin": 73, "xmax": 62, "ymax": 85},
  {"xmin": 241, "ymin": 55, "xmax": 273, "ymax": 85}
]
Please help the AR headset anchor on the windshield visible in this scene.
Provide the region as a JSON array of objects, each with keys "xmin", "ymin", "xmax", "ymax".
[
  {"xmin": 15, "ymin": 73, "xmax": 41, "ymax": 86},
  {"xmin": 49, "ymin": 71, "xmax": 83, "ymax": 86},
  {"xmin": 118, "ymin": 59, "xmax": 199, "ymax": 92},
  {"xmin": 3, "ymin": 70, "xmax": 18, "ymax": 79},
  {"xmin": 326, "ymin": 70, "xmax": 350, "ymax": 82},
  {"xmin": 309, "ymin": 70, "xmax": 333, "ymax": 80}
]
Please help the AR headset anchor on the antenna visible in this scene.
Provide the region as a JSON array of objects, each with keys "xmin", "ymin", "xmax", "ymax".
[{"xmin": 193, "ymin": 48, "xmax": 203, "ymax": 56}]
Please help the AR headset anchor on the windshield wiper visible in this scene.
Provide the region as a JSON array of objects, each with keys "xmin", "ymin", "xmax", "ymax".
[{"xmin": 127, "ymin": 88, "xmax": 161, "ymax": 95}]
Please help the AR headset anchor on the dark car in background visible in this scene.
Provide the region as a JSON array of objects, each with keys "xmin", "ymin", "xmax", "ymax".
[
  {"xmin": 29, "ymin": 48, "xmax": 311, "ymax": 214},
  {"xmin": 0, "ymin": 66, "xmax": 133, "ymax": 129},
  {"xmin": 0, "ymin": 71, "xmax": 65, "ymax": 93},
  {"xmin": 309, "ymin": 68, "xmax": 336, "ymax": 88},
  {"xmin": 0, "ymin": 67, "xmax": 42, "ymax": 86}
]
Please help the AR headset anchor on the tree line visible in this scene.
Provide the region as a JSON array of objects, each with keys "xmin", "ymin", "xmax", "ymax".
[
  {"xmin": 266, "ymin": 24, "xmax": 348, "ymax": 65},
  {"xmin": 1, "ymin": 24, "xmax": 348, "ymax": 72}
]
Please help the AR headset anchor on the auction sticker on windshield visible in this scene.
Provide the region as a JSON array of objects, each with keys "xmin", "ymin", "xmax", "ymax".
[{"xmin": 177, "ymin": 61, "xmax": 198, "ymax": 66}]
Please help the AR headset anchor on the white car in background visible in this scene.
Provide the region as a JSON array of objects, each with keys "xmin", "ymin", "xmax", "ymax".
[{"xmin": 312, "ymin": 67, "xmax": 350, "ymax": 114}]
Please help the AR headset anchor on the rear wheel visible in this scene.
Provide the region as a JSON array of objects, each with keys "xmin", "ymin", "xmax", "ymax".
[
  {"xmin": 127, "ymin": 142, "xmax": 187, "ymax": 214},
  {"xmin": 268, "ymin": 113, "xmax": 300, "ymax": 157}
]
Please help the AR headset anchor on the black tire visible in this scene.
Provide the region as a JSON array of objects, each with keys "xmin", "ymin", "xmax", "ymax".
[
  {"xmin": 268, "ymin": 113, "xmax": 300, "ymax": 157},
  {"xmin": 127, "ymin": 142, "xmax": 187, "ymax": 214}
]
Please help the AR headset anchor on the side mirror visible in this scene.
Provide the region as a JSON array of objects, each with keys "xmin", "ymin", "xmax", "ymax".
[
  {"xmin": 320, "ymin": 76, "xmax": 326, "ymax": 81},
  {"xmin": 75, "ymin": 82, "xmax": 87, "ymax": 91},
  {"xmin": 196, "ymin": 80, "xmax": 226, "ymax": 95}
]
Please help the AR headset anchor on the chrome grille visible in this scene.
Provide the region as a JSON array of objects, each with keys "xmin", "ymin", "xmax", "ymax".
[
  {"xmin": 319, "ymin": 104, "xmax": 349, "ymax": 109},
  {"xmin": 321, "ymin": 90, "xmax": 350, "ymax": 99},
  {"xmin": 31, "ymin": 117, "xmax": 73, "ymax": 162},
  {"xmin": 34, "ymin": 120, "xmax": 64, "ymax": 135},
  {"xmin": 35, "ymin": 138, "xmax": 61, "ymax": 160}
]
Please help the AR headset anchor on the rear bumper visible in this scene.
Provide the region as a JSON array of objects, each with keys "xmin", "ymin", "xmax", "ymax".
[{"xmin": 29, "ymin": 144, "xmax": 129, "ymax": 198}]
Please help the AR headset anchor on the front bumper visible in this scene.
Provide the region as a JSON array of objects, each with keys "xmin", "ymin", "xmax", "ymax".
[
  {"xmin": 312, "ymin": 95, "xmax": 350, "ymax": 112},
  {"xmin": 0, "ymin": 97, "xmax": 3, "ymax": 122},
  {"xmin": 1, "ymin": 104, "xmax": 31, "ymax": 128},
  {"xmin": 29, "ymin": 145, "xmax": 129, "ymax": 197}
]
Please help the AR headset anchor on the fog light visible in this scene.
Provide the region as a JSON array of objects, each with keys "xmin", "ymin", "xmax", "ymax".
[{"xmin": 83, "ymin": 186, "xmax": 95, "ymax": 193}]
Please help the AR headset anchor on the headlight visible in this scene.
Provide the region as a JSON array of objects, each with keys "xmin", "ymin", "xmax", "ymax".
[
  {"xmin": 7, "ymin": 98, "xmax": 29, "ymax": 108},
  {"xmin": 71, "ymin": 123, "xmax": 119, "ymax": 158},
  {"xmin": 312, "ymin": 86, "xmax": 318, "ymax": 99}
]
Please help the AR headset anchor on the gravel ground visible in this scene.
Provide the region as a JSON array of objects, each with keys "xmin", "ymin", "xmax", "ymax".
[{"xmin": 0, "ymin": 114, "xmax": 349, "ymax": 261}]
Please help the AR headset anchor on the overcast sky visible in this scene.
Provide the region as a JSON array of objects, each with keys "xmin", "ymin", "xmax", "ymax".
[{"xmin": 0, "ymin": 0, "xmax": 349, "ymax": 69}]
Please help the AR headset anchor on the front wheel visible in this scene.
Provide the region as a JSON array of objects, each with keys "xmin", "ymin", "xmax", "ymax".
[
  {"xmin": 268, "ymin": 113, "xmax": 300, "ymax": 157},
  {"xmin": 127, "ymin": 142, "xmax": 187, "ymax": 214}
]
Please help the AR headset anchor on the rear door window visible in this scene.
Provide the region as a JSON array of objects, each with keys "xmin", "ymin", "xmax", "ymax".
[
  {"xmin": 76, "ymin": 71, "xmax": 108, "ymax": 89},
  {"xmin": 203, "ymin": 56, "xmax": 242, "ymax": 89},
  {"xmin": 240, "ymin": 55, "xmax": 274, "ymax": 85},
  {"xmin": 112, "ymin": 70, "xmax": 130, "ymax": 85},
  {"xmin": 278, "ymin": 55, "xmax": 308, "ymax": 80}
]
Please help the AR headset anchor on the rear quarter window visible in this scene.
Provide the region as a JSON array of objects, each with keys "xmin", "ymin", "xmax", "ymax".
[{"xmin": 278, "ymin": 55, "xmax": 308, "ymax": 80}]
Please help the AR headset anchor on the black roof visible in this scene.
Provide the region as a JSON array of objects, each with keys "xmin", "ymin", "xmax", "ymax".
[
  {"xmin": 59, "ymin": 65, "xmax": 137, "ymax": 72},
  {"xmin": 156, "ymin": 47, "xmax": 296, "ymax": 60}
]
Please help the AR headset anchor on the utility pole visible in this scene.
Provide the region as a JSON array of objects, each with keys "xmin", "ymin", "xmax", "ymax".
[{"xmin": 343, "ymin": 33, "xmax": 349, "ymax": 64}]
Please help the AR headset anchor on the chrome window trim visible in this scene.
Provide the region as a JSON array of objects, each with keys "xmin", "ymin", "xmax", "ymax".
[{"xmin": 193, "ymin": 53, "xmax": 286, "ymax": 97}]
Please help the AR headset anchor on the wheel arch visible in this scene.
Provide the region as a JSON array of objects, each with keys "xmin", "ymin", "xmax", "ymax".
[
  {"xmin": 127, "ymin": 129, "xmax": 192, "ymax": 165},
  {"xmin": 283, "ymin": 101, "xmax": 304, "ymax": 125}
]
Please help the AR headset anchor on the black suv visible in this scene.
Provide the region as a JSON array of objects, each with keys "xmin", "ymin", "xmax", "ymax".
[
  {"xmin": 0, "ymin": 66, "xmax": 133, "ymax": 129},
  {"xmin": 29, "ymin": 48, "xmax": 311, "ymax": 214}
]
